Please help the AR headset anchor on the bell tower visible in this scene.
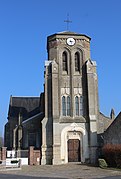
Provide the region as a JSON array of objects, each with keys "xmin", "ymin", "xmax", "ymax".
[
  {"xmin": 41, "ymin": 31, "xmax": 99, "ymax": 165},
  {"xmin": 46, "ymin": 32, "xmax": 91, "ymax": 121}
]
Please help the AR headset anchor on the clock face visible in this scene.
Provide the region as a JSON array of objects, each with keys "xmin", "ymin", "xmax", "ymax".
[{"xmin": 67, "ymin": 37, "xmax": 75, "ymax": 46}]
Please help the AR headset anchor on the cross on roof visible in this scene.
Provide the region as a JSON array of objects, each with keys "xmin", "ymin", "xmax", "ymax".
[{"xmin": 64, "ymin": 14, "xmax": 72, "ymax": 31}]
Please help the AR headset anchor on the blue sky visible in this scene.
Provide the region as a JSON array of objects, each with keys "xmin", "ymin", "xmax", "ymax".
[{"xmin": 0, "ymin": 0, "xmax": 121, "ymax": 136}]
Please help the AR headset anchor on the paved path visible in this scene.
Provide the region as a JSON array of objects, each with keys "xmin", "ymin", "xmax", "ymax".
[{"xmin": 0, "ymin": 163, "xmax": 121, "ymax": 179}]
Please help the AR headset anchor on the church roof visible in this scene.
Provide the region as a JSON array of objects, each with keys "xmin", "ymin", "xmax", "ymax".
[
  {"xmin": 57, "ymin": 31, "xmax": 78, "ymax": 35},
  {"xmin": 104, "ymin": 112, "xmax": 121, "ymax": 133},
  {"xmin": 48, "ymin": 31, "xmax": 91, "ymax": 40},
  {"xmin": 22, "ymin": 112, "xmax": 44, "ymax": 125},
  {"xmin": 8, "ymin": 96, "xmax": 41, "ymax": 120}
]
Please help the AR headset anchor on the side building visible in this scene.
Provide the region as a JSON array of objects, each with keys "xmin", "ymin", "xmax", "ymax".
[{"xmin": 4, "ymin": 94, "xmax": 44, "ymax": 150}]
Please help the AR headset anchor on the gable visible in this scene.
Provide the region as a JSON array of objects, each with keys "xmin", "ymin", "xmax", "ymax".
[{"xmin": 104, "ymin": 112, "xmax": 121, "ymax": 144}]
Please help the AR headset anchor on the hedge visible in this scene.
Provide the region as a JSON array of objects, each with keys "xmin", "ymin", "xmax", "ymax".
[{"xmin": 102, "ymin": 144, "xmax": 121, "ymax": 168}]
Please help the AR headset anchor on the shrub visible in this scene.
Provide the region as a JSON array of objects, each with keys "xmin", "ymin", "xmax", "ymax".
[{"xmin": 102, "ymin": 144, "xmax": 121, "ymax": 168}]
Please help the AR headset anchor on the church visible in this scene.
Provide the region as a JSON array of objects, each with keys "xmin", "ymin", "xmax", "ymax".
[{"xmin": 4, "ymin": 30, "xmax": 114, "ymax": 165}]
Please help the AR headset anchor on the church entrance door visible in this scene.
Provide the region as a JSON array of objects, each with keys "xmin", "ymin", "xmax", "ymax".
[{"xmin": 68, "ymin": 139, "xmax": 81, "ymax": 162}]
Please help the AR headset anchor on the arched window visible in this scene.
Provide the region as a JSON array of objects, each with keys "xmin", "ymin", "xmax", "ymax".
[
  {"xmin": 67, "ymin": 96, "xmax": 71, "ymax": 116},
  {"xmin": 75, "ymin": 52, "xmax": 80, "ymax": 72},
  {"xmin": 80, "ymin": 96, "xmax": 83, "ymax": 116},
  {"xmin": 75, "ymin": 96, "xmax": 79, "ymax": 116},
  {"xmin": 62, "ymin": 96, "xmax": 66, "ymax": 116},
  {"xmin": 62, "ymin": 51, "xmax": 68, "ymax": 71},
  {"xmin": 62, "ymin": 96, "xmax": 71, "ymax": 116}
]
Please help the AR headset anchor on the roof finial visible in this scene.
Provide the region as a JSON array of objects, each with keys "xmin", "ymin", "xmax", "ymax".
[
  {"xmin": 110, "ymin": 108, "xmax": 115, "ymax": 120},
  {"xmin": 64, "ymin": 13, "xmax": 72, "ymax": 31}
]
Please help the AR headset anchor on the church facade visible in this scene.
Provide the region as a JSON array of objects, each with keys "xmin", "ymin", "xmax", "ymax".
[{"xmin": 4, "ymin": 31, "xmax": 113, "ymax": 165}]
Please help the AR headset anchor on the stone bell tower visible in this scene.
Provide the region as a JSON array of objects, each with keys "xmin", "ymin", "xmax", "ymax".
[{"xmin": 41, "ymin": 31, "xmax": 99, "ymax": 165}]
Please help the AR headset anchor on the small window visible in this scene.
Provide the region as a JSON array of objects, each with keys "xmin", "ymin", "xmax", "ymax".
[
  {"xmin": 80, "ymin": 96, "xmax": 83, "ymax": 116},
  {"xmin": 75, "ymin": 52, "xmax": 80, "ymax": 72},
  {"xmin": 75, "ymin": 96, "xmax": 79, "ymax": 116},
  {"xmin": 67, "ymin": 96, "xmax": 71, "ymax": 116},
  {"xmin": 75, "ymin": 95, "xmax": 83, "ymax": 116},
  {"xmin": 62, "ymin": 51, "xmax": 68, "ymax": 71},
  {"xmin": 62, "ymin": 96, "xmax": 66, "ymax": 116},
  {"xmin": 62, "ymin": 96, "xmax": 71, "ymax": 116}
]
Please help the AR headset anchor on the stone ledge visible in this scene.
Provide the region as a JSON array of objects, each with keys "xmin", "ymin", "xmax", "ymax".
[{"xmin": 59, "ymin": 116, "xmax": 86, "ymax": 123}]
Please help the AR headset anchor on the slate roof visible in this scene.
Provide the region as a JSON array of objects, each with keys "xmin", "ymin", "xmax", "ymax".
[
  {"xmin": 104, "ymin": 112, "xmax": 121, "ymax": 133},
  {"xmin": 8, "ymin": 96, "xmax": 41, "ymax": 120}
]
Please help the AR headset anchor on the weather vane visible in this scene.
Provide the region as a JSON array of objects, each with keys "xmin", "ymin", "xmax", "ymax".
[{"xmin": 64, "ymin": 13, "xmax": 72, "ymax": 31}]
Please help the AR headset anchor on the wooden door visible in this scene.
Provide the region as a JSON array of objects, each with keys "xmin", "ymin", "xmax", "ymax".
[{"xmin": 68, "ymin": 139, "xmax": 81, "ymax": 162}]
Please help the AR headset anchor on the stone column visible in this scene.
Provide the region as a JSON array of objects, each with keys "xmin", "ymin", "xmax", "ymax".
[
  {"xmin": 13, "ymin": 127, "xmax": 17, "ymax": 149},
  {"xmin": 52, "ymin": 123, "xmax": 61, "ymax": 165},
  {"xmin": 86, "ymin": 60, "xmax": 99, "ymax": 164},
  {"xmin": 18, "ymin": 126, "xmax": 22, "ymax": 149},
  {"xmin": 29, "ymin": 146, "xmax": 34, "ymax": 165},
  {"xmin": 1, "ymin": 147, "xmax": 7, "ymax": 161},
  {"xmin": 41, "ymin": 117, "xmax": 53, "ymax": 165}
]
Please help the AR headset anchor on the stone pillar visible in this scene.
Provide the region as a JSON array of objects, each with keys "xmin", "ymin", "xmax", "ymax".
[
  {"xmin": 110, "ymin": 108, "xmax": 115, "ymax": 120},
  {"xmin": 13, "ymin": 127, "xmax": 17, "ymax": 149},
  {"xmin": 41, "ymin": 117, "xmax": 53, "ymax": 165},
  {"xmin": 41, "ymin": 118, "xmax": 48, "ymax": 165},
  {"xmin": 52, "ymin": 123, "xmax": 61, "ymax": 165},
  {"xmin": 29, "ymin": 146, "xmax": 34, "ymax": 165},
  {"xmin": 86, "ymin": 60, "xmax": 99, "ymax": 164},
  {"xmin": 53, "ymin": 144, "xmax": 61, "ymax": 165},
  {"xmin": 18, "ymin": 126, "xmax": 22, "ymax": 149},
  {"xmin": 1, "ymin": 147, "xmax": 7, "ymax": 161}
]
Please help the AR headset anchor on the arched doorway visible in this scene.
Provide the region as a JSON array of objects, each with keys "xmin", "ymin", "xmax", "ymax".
[
  {"xmin": 61, "ymin": 123, "xmax": 88, "ymax": 164},
  {"xmin": 68, "ymin": 139, "xmax": 81, "ymax": 162}
]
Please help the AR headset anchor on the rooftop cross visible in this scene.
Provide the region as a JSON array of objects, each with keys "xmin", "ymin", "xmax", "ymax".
[{"xmin": 64, "ymin": 13, "xmax": 72, "ymax": 31}]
